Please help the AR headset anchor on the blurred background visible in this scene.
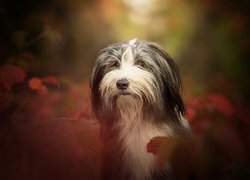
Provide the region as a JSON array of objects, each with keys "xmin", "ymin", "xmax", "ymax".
[{"xmin": 0, "ymin": 0, "xmax": 249, "ymax": 179}]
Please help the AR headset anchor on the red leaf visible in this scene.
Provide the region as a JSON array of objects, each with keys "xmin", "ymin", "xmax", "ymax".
[
  {"xmin": 188, "ymin": 96, "xmax": 199, "ymax": 107},
  {"xmin": 42, "ymin": 76, "xmax": 59, "ymax": 85},
  {"xmin": 188, "ymin": 96, "xmax": 204, "ymax": 110},
  {"xmin": 186, "ymin": 106, "xmax": 196, "ymax": 122},
  {"xmin": 0, "ymin": 64, "xmax": 26, "ymax": 91},
  {"xmin": 28, "ymin": 77, "xmax": 42, "ymax": 90},
  {"xmin": 207, "ymin": 93, "xmax": 234, "ymax": 116},
  {"xmin": 38, "ymin": 85, "xmax": 48, "ymax": 96},
  {"xmin": 147, "ymin": 137, "xmax": 168, "ymax": 155}
]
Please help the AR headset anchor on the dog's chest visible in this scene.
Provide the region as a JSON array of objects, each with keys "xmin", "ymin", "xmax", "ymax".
[{"xmin": 118, "ymin": 119, "xmax": 171, "ymax": 180}]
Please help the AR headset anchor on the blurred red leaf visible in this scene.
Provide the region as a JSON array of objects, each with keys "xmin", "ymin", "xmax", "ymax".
[
  {"xmin": 147, "ymin": 135, "xmax": 190, "ymax": 169},
  {"xmin": 38, "ymin": 85, "xmax": 48, "ymax": 96},
  {"xmin": 188, "ymin": 96, "xmax": 204, "ymax": 110},
  {"xmin": 147, "ymin": 136, "xmax": 173, "ymax": 156},
  {"xmin": 186, "ymin": 106, "xmax": 196, "ymax": 121},
  {"xmin": 147, "ymin": 137, "xmax": 166, "ymax": 155},
  {"xmin": 28, "ymin": 77, "xmax": 42, "ymax": 90},
  {"xmin": 42, "ymin": 76, "xmax": 59, "ymax": 85},
  {"xmin": 0, "ymin": 64, "xmax": 26, "ymax": 91},
  {"xmin": 188, "ymin": 96, "xmax": 200, "ymax": 108},
  {"xmin": 207, "ymin": 93, "xmax": 234, "ymax": 116}
]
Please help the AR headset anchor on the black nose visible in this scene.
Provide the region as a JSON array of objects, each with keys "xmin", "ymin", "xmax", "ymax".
[{"xmin": 116, "ymin": 78, "xmax": 129, "ymax": 90}]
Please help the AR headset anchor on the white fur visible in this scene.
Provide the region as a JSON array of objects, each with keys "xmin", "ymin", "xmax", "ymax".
[{"xmin": 116, "ymin": 95, "xmax": 174, "ymax": 180}]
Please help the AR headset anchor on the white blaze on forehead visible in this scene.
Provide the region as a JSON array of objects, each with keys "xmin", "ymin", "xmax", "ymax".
[{"xmin": 121, "ymin": 38, "xmax": 137, "ymax": 65}]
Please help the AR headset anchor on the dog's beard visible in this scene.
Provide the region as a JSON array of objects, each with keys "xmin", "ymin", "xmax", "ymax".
[{"xmin": 116, "ymin": 95, "xmax": 143, "ymax": 129}]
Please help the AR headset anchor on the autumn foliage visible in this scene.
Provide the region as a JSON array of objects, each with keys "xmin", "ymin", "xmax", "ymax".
[
  {"xmin": 0, "ymin": 0, "xmax": 249, "ymax": 179},
  {"xmin": 0, "ymin": 63, "xmax": 102, "ymax": 180},
  {"xmin": 0, "ymin": 64, "xmax": 26, "ymax": 91},
  {"xmin": 0, "ymin": 60, "xmax": 249, "ymax": 179}
]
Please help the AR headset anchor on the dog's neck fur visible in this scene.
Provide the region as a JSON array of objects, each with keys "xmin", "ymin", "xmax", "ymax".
[{"xmin": 115, "ymin": 96, "xmax": 174, "ymax": 180}]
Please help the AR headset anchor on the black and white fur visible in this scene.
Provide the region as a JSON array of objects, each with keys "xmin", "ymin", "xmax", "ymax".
[{"xmin": 90, "ymin": 39, "xmax": 189, "ymax": 180}]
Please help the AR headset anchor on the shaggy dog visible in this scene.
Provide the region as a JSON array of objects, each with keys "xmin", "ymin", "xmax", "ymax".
[{"xmin": 90, "ymin": 39, "xmax": 190, "ymax": 180}]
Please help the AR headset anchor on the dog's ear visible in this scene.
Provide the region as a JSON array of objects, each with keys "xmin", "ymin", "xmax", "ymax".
[
  {"xmin": 147, "ymin": 42, "xmax": 185, "ymax": 122},
  {"xmin": 90, "ymin": 59, "xmax": 103, "ymax": 121},
  {"xmin": 90, "ymin": 51, "xmax": 116, "ymax": 124}
]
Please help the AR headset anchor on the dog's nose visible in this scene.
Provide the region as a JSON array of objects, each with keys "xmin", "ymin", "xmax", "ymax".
[{"xmin": 116, "ymin": 78, "xmax": 129, "ymax": 90}]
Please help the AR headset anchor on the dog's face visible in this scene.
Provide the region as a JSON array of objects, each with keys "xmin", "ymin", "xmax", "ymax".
[{"xmin": 90, "ymin": 40, "xmax": 185, "ymax": 123}]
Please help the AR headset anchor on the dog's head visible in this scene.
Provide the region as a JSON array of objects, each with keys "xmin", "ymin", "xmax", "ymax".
[{"xmin": 90, "ymin": 39, "xmax": 185, "ymax": 124}]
